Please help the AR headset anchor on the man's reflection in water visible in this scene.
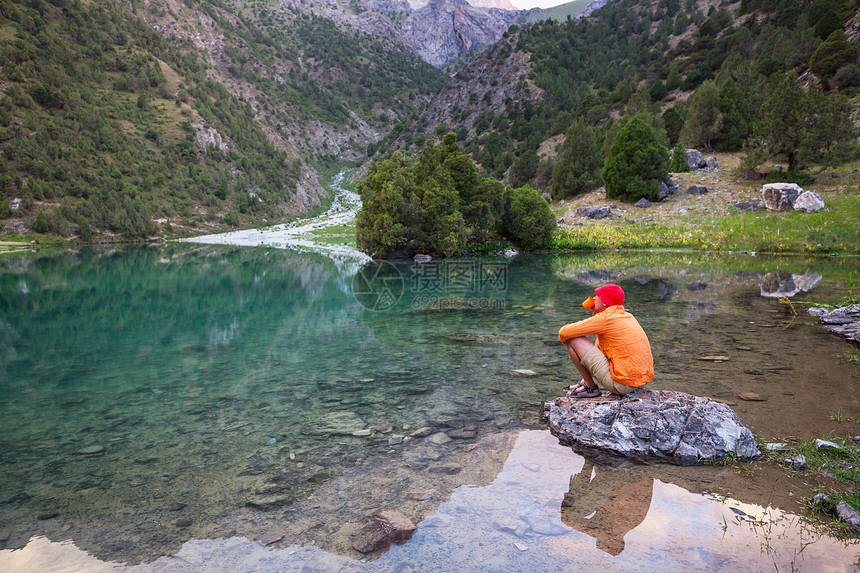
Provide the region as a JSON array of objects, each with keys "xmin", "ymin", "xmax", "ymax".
[{"xmin": 560, "ymin": 460, "xmax": 654, "ymax": 556}]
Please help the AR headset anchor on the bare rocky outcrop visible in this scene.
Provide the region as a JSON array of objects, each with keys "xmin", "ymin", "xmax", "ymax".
[
  {"xmin": 396, "ymin": 34, "xmax": 540, "ymax": 149},
  {"xmin": 576, "ymin": 205, "xmax": 612, "ymax": 219},
  {"xmin": 401, "ymin": 0, "xmax": 520, "ymax": 67},
  {"xmin": 542, "ymin": 389, "xmax": 761, "ymax": 465}
]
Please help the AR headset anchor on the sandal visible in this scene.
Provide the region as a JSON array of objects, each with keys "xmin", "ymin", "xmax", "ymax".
[
  {"xmin": 568, "ymin": 385, "xmax": 601, "ymax": 398},
  {"xmin": 563, "ymin": 381, "xmax": 587, "ymax": 396}
]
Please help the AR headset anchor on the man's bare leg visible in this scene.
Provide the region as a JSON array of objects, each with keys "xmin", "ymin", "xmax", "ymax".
[{"xmin": 566, "ymin": 337, "xmax": 597, "ymax": 391}]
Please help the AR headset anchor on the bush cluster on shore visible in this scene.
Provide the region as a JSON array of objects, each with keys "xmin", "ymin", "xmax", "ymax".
[{"xmin": 356, "ymin": 134, "xmax": 555, "ymax": 257}]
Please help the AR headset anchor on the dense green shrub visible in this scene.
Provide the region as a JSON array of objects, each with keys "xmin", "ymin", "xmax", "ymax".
[
  {"xmin": 668, "ymin": 142, "xmax": 689, "ymax": 173},
  {"xmin": 603, "ymin": 117, "xmax": 669, "ymax": 203},
  {"xmin": 502, "ymin": 185, "xmax": 555, "ymax": 251},
  {"xmin": 33, "ymin": 210, "xmax": 49, "ymax": 233},
  {"xmin": 356, "ymin": 135, "xmax": 552, "ymax": 256},
  {"xmin": 810, "ymin": 30, "xmax": 858, "ymax": 87}
]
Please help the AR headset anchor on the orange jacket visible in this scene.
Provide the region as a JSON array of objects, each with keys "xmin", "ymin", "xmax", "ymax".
[{"xmin": 558, "ymin": 305, "xmax": 654, "ymax": 387}]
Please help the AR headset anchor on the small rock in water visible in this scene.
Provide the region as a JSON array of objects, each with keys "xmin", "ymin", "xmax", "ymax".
[
  {"xmin": 739, "ymin": 392, "xmax": 766, "ymax": 401},
  {"xmin": 409, "ymin": 427, "xmax": 434, "ymax": 438},
  {"xmin": 698, "ymin": 356, "xmax": 730, "ymax": 361},
  {"xmin": 351, "ymin": 509, "xmax": 417, "ymax": 554},
  {"xmin": 510, "ymin": 369, "xmax": 538, "ymax": 376},
  {"xmin": 37, "ymin": 511, "xmax": 58, "ymax": 521},
  {"xmin": 74, "ymin": 445, "xmax": 104, "ymax": 456},
  {"xmin": 245, "ymin": 494, "xmax": 293, "ymax": 510},
  {"xmin": 514, "ymin": 542, "xmax": 529, "ymax": 551},
  {"xmin": 266, "ymin": 437, "xmax": 277, "ymax": 445},
  {"xmin": 175, "ymin": 518, "xmax": 193, "ymax": 528},
  {"xmin": 735, "ymin": 345, "xmax": 753, "ymax": 351},
  {"xmin": 814, "ymin": 439, "xmax": 840, "ymax": 451},
  {"xmin": 167, "ymin": 502, "xmax": 187, "ymax": 511},
  {"xmin": 388, "ymin": 436, "xmax": 404, "ymax": 445},
  {"xmin": 427, "ymin": 432, "xmax": 452, "ymax": 445},
  {"xmin": 446, "ymin": 429, "xmax": 476, "ymax": 440},
  {"xmin": 352, "ymin": 429, "xmax": 373, "ymax": 437}
]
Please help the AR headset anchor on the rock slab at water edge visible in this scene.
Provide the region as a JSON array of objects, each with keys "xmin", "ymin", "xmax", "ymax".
[
  {"xmin": 542, "ymin": 389, "xmax": 761, "ymax": 465},
  {"xmin": 813, "ymin": 304, "xmax": 860, "ymax": 344}
]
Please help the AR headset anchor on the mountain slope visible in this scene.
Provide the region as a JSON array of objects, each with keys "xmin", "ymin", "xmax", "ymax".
[
  {"xmin": 390, "ymin": 0, "xmax": 860, "ymax": 187},
  {"xmin": 0, "ymin": 0, "xmax": 446, "ymax": 240}
]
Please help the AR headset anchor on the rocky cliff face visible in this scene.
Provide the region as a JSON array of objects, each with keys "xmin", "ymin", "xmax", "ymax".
[
  {"xmin": 401, "ymin": 0, "xmax": 520, "ymax": 67},
  {"xmin": 396, "ymin": 32, "xmax": 541, "ymax": 149}
]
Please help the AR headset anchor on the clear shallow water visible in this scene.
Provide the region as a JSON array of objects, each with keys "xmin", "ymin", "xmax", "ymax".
[{"xmin": 1, "ymin": 245, "xmax": 858, "ymax": 570}]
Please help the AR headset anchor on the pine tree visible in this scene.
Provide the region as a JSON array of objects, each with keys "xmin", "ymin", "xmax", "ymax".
[
  {"xmin": 603, "ymin": 117, "xmax": 669, "ymax": 203},
  {"xmin": 549, "ymin": 120, "xmax": 604, "ymax": 200},
  {"xmin": 715, "ymin": 78, "xmax": 751, "ymax": 151},
  {"xmin": 680, "ymin": 80, "xmax": 722, "ymax": 151}
]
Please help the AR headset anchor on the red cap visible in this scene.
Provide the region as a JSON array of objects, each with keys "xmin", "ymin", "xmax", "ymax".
[{"xmin": 595, "ymin": 284, "xmax": 624, "ymax": 307}]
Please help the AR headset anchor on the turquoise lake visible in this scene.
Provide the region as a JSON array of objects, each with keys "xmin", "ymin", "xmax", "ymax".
[{"xmin": 1, "ymin": 245, "xmax": 859, "ymax": 571}]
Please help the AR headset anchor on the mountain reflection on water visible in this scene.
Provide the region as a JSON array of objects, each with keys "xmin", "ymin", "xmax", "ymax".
[
  {"xmin": 4, "ymin": 432, "xmax": 858, "ymax": 572},
  {"xmin": 0, "ymin": 245, "xmax": 858, "ymax": 570}
]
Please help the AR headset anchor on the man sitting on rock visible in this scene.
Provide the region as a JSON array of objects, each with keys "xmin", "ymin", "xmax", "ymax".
[{"xmin": 559, "ymin": 283, "xmax": 653, "ymax": 398}]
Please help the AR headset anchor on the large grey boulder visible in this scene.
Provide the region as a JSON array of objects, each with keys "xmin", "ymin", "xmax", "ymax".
[
  {"xmin": 542, "ymin": 389, "xmax": 761, "ymax": 465},
  {"xmin": 705, "ymin": 157, "xmax": 719, "ymax": 169},
  {"xmin": 793, "ymin": 191, "xmax": 825, "ymax": 213},
  {"xmin": 762, "ymin": 183, "xmax": 803, "ymax": 211},
  {"xmin": 576, "ymin": 205, "xmax": 611, "ymax": 219},
  {"xmin": 685, "ymin": 149, "xmax": 706, "ymax": 170}
]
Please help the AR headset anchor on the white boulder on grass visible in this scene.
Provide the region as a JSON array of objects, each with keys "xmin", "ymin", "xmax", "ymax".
[{"xmin": 793, "ymin": 191, "xmax": 825, "ymax": 213}]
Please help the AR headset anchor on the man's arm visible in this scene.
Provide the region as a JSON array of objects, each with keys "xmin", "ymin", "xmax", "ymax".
[{"xmin": 558, "ymin": 313, "xmax": 604, "ymax": 344}]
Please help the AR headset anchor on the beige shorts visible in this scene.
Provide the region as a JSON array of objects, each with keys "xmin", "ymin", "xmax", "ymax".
[{"xmin": 582, "ymin": 345, "xmax": 635, "ymax": 395}]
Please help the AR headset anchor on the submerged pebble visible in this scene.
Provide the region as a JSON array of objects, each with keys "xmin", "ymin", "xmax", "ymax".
[{"xmin": 74, "ymin": 445, "xmax": 104, "ymax": 456}]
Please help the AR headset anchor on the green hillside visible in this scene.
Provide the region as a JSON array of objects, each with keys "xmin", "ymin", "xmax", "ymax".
[
  {"xmin": 398, "ymin": 0, "xmax": 859, "ymax": 193},
  {"xmin": 518, "ymin": 0, "xmax": 594, "ymax": 24},
  {"xmin": 0, "ymin": 0, "xmax": 445, "ymax": 241}
]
